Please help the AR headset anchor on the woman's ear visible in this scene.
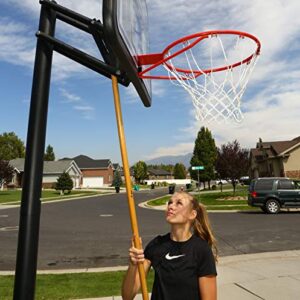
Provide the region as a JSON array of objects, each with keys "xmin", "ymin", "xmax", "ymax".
[{"xmin": 189, "ymin": 209, "xmax": 197, "ymax": 221}]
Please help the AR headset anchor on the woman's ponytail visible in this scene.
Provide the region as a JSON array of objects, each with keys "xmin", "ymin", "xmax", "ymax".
[{"xmin": 191, "ymin": 197, "xmax": 218, "ymax": 261}]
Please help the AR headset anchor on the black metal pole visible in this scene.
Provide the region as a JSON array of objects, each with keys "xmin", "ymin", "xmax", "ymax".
[{"xmin": 13, "ymin": 3, "xmax": 56, "ymax": 300}]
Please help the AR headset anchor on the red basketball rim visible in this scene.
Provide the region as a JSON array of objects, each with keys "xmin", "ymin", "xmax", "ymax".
[{"xmin": 137, "ymin": 30, "xmax": 261, "ymax": 80}]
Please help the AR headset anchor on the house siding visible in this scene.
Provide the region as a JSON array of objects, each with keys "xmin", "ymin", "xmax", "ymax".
[{"xmin": 284, "ymin": 145, "xmax": 300, "ymax": 178}]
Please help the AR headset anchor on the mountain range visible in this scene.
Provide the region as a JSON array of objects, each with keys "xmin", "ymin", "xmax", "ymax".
[{"xmin": 145, "ymin": 153, "xmax": 192, "ymax": 168}]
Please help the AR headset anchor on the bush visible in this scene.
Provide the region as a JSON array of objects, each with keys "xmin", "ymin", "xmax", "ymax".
[
  {"xmin": 211, "ymin": 184, "xmax": 217, "ymax": 190},
  {"xmin": 56, "ymin": 172, "xmax": 73, "ymax": 195},
  {"xmin": 112, "ymin": 171, "xmax": 123, "ymax": 187}
]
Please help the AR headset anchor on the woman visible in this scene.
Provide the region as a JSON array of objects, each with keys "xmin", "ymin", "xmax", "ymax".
[{"xmin": 122, "ymin": 191, "xmax": 218, "ymax": 300}]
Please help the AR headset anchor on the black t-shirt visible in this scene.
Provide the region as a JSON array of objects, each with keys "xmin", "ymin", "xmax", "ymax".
[{"xmin": 144, "ymin": 233, "xmax": 217, "ymax": 300}]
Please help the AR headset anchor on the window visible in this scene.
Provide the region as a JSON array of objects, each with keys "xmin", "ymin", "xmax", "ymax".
[
  {"xmin": 294, "ymin": 181, "xmax": 300, "ymax": 189},
  {"xmin": 255, "ymin": 179, "xmax": 274, "ymax": 190},
  {"xmin": 277, "ymin": 180, "xmax": 294, "ymax": 190}
]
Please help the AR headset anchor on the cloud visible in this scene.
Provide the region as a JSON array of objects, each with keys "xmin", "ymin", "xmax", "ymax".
[
  {"xmin": 59, "ymin": 88, "xmax": 81, "ymax": 103},
  {"xmin": 3, "ymin": 0, "xmax": 101, "ymax": 19},
  {"xmin": 0, "ymin": 0, "xmax": 104, "ymax": 81},
  {"xmin": 58, "ymin": 88, "xmax": 95, "ymax": 120},
  {"xmin": 74, "ymin": 105, "xmax": 94, "ymax": 111},
  {"xmin": 145, "ymin": 142, "xmax": 194, "ymax": 160},
  {"xmin": 73, "ymin": 105, "xmax": 95, "ymax": 120},
  {"xmin": 0, "ymin": 18, "xmax": 35, "ymax": 67}
]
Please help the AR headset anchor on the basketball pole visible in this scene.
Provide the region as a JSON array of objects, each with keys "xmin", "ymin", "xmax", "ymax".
[{"xmin": 111, "ymin": 75, "xmax": 149, "ymax": 300}]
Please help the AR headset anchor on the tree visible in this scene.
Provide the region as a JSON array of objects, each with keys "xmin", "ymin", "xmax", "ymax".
[
  {"xmin": 190, "ymin": 127, "xmax": 217, "ymax": 189},
  {"xmin": 0, "ymin": 160, "xmax": 14, "ymax": 189},
  {"xmin": 148, "ymin": 164, "xmax": 174, "ymax": 173},
  {"xmin": 44, "ymin": 144, "xmax": 55, "ymax": 161},
  {"xmin": 56, "ymin": 172, "xmax": 73, "ymax": 195},
  {"xmin": 0, "ymin": 132, "xmax": 25, "ymax": 160},
  {"xmin": 173, "ymin": 163, "xmax": 186, "ymax": 179},
  {"xmin": 112, "ymin": 170, "xmax": 123, "ymax": 187},
  {"xmin": 133, "ymin": 161, "xmax": 148, "ymax": 183},
  {"xmin": 215, "ymin": 140, "xmax": 250, "ymax": 194}
]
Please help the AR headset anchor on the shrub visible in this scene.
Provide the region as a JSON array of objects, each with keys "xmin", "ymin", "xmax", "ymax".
[
  {"xmin": 56, "ymin": 172, "xmax": 73, "ymax": 195},
  {"xmin": 112, "ymin": 170, "xmax": 123, "ymax": 187}
]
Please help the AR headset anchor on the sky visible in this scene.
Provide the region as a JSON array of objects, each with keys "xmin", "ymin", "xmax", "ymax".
[{"xmin": 0, "ymin": 0, "xmax": 300, "ymax": 165}]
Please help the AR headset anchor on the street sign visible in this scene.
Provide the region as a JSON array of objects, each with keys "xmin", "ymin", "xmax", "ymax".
[{"xmin": 192, "ymin": 166, "xmax": 204, "ymax": 170}]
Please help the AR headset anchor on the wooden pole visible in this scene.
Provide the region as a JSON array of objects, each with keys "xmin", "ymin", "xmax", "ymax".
[{"xmin": 111, "ymin": 75, "xmax": 149, "ymax": 300}]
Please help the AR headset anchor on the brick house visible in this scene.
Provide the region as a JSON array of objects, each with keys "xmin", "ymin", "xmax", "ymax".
[
  {"xmin": 250, "ymin": 136, "xmax": 300, "ymax": 179},
  {"xmin": 69, "ymin": 155, "xmax": 114, "ymax": 188},
  {"xmin": 9, "ymin": 158, "xmax": 82, "ymax": 189}
]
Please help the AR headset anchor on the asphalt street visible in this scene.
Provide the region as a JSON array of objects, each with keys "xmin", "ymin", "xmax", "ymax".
[{"xmin": 1, "ymin": 188, "xmax": 300, "ymax": 271}]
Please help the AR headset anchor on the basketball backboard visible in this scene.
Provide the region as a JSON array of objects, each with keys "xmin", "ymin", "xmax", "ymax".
[{"xmin": 102, "ymin": 0, "xmax": 151, "ymax": 107}]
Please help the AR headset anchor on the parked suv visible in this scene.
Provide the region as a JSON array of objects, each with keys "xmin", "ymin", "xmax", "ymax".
[{"xmin": 248, "ymin": 177, "xmax": 300, "ymax": 214}]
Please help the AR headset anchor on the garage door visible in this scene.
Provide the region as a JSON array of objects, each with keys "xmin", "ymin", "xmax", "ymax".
[{"xmin": 82, "ymin": 177, "xmax": 104, "ymax": 188}]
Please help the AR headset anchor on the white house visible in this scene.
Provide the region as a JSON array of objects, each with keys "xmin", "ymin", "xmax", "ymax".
[{"xmin": 9, "ymin": 158, "xmax": 82, "ymax": 189}]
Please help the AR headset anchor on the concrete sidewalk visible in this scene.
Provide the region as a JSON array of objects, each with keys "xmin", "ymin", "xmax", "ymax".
[
  {"xmin": 2, "ymin": 250, "xmax": 299, "ymax": 299},
  {"xmin": 75, "ymin": 250, "xmax": 300, "ymax": 300}
]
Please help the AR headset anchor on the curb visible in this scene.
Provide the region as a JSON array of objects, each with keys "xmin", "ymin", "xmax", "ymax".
[
  {"xmin": 1, "ymin": 250, "xmax": 299, "ymax": 276},
  {"xmin": 0, "ymin": 192, "xmax": 116, "ymax": 208},
  {"xmin": 138, "ymin": 200, "xmax": 255, "ymax": 213}
]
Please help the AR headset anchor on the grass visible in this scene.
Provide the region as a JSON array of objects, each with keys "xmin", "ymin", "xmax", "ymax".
[
  {"xmin": 0, "ymin": 190, "xmax": 105, "ymax": 204},
  {"xmin": 147, "ymin": 186, "xmax": 259, "ymax": 211},
  {"xmin": 0, "ymin": 271, "xmax": 154, "ymax": 300}
]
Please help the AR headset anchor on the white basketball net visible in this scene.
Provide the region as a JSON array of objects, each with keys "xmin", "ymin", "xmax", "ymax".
[{"xmin": 163, "ymin": 34, "xmax": 259, "ymax": 123}]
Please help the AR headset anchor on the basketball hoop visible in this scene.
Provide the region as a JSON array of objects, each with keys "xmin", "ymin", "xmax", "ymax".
[{"xmin": 137, "ymin": 30, "xmax": 261, "ymax": 123}]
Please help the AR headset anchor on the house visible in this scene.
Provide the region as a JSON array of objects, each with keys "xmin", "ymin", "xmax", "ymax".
[
  {"xmin": 113, "ymin": 163, "xmax": 122, "ymax": 173},
  {"xmin": 148, "ymin": 168, "xmax": 173, "ymax": 180},
  {"xmin": 9, "ymin": 158, "xmax": 82, "ymax": 189},
  {"xmin": 68, "ymin": 155, "xmax": 114, "ymax": 188},
  {"xmin": 120, "ymin": 168, "xmax": 135, "ymax": 184},
  {"xmin": 250, "ymin": 136, "xmax": 300, "ymax": 179}
]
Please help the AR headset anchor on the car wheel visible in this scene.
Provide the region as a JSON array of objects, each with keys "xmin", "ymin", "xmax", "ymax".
[{"xmin": 265, "ymin": 199, "xmax": 280, "ymax": 214}]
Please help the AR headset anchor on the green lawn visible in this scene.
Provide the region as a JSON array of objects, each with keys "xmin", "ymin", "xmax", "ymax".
[
  {"xmin": 0, "ymin": 190, "xmax": 105, "ymax": 204},
  {"xmin": 0, "ymin": 271, "xmax": 154, "ymax": 300},
  {"xmin": 147, "ymin": 187, "xmax": 258, "ymax": 211}
]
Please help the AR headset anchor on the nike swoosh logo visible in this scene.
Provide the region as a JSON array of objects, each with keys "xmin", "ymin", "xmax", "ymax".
[{"xmin": 165, "ymin": 253, "xmax": 185, "ymax": 260}]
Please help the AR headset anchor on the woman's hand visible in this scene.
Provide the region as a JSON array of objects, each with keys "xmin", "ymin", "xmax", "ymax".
[
  {"xmin": 122, "ymin": 237, "xmax": 151, "ymax": 300},
  {"xmin": 129, "ymin": 237, "xmax": 145, "ymax": 265}
]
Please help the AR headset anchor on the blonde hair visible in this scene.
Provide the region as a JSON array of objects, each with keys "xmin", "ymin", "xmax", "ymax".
[{"xmin": 177, "ymin": 191, "xmax": 218, "ymax": 261}]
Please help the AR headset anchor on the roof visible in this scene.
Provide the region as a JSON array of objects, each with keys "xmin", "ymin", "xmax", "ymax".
[
  {"xmin": 10, "ymin": 158, "xmax": 80, "ymax": 174},
  {"xmin": 120, "ymin": 169, "xmax": 134, "ymax": 176},
  {"xmin": 113, "ymin": 163, "xmax": 122, "ymax": 170},
  {"xmin": 252, "ymin": 136, "xmax": 300, "ymax": 158},
  {"xmin": 9, "ymin": 158, "xmax": 25, "ymax": 172},
  {"xmin": 148, "ymin": 168, "xmax": 172, "ymax": 176},
  {"xmin": 71, "ymin": 155, "xmax": 112, "ymax": 169}
]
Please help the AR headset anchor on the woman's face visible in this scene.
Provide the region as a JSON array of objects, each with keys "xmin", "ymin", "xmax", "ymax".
[{"xmin": 165, "ymin": 192, "xmax": 196, "ymax": 225}]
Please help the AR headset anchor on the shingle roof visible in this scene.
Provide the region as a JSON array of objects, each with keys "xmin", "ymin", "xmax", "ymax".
[
  {"xmin": 10, "ymin": 158, "xmax": 76, "ymax": 174},
  {"xmin": 148, "ymin": 168, "xmax": 172, "ymax": 176},
  {"xmin": 9, "ymin": 158, "xmax": 24, "ymax": 172},
  {"xmin": 252, "ymin": 136, "xmax": 300, "ymax": 157},
  {"xmin": 71, "ymin": 155, "xmax": 112, "ymax": 169},
  {"xmin": 113, "ymin": 163, "xmax": 121, "ymax": 170}
]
